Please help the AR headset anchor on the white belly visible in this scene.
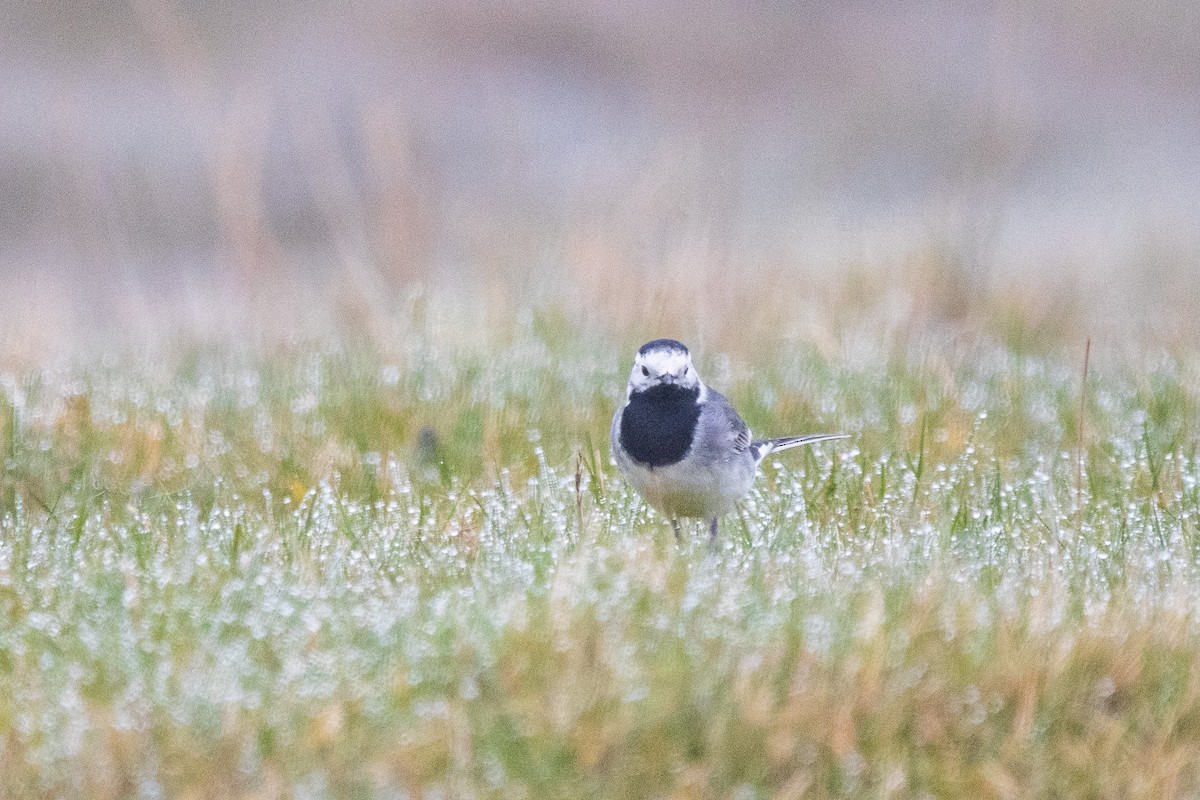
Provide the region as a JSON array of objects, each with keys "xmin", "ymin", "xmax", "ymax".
[{"xmin": 614, "ymin": 447, "xmax": 757, "ymax": 520}]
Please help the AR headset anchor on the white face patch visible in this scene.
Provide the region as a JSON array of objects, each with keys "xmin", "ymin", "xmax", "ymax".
[{"xmin": 627, "ymin": 345, "xmax": 702, "ymax": 395}]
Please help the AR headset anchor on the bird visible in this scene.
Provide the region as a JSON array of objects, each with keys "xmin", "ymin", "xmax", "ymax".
[{"xmin": 611, "ymin": 338, "xmax": 846, "ymax": 542}]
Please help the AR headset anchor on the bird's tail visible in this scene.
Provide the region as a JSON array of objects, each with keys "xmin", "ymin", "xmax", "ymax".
[{"xmin": 751, "ymin": 433, "xmax": 848, "ymax": 464}]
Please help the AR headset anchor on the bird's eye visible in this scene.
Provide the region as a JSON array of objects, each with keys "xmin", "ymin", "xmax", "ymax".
[
  {"xmin": 641, "ymin": 366, "xmax": 650, "ymax": 377},
  {"xmin": 683, "ymin": 365, "xmax": 689, "ymax": 375}
]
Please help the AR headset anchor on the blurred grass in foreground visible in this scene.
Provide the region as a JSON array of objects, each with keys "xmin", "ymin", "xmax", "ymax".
[{"xmin": 3, "ymin": 288, "xmax": 1200, "ymax": 798}]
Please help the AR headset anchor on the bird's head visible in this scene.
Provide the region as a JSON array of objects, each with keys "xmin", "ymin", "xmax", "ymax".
[{"xmin": 627, "ymin": 338, "xmax": 702, "ymax": 396}]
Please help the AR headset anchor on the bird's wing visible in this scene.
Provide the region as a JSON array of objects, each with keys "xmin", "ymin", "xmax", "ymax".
[
  {"xmin": 610, "ymin": 403, "xmax": 624, "ymax": 458},
  {"xmin": 734, "ymin": 425, "xmax": 752, "ymax": 452},
  {"xmin": 701, "ymin": 388, "xmax": 752, "ymax": 454}
]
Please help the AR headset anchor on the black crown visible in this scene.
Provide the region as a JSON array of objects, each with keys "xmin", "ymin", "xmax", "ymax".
[{"xmin": 638, "ymin": 338, "xmax": 688, "ymax": 356}]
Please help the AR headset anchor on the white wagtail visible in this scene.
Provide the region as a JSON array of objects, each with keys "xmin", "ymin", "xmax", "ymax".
[{"xmin": 611, "ymin": 338, "xmax": 847, "ymax": 541}]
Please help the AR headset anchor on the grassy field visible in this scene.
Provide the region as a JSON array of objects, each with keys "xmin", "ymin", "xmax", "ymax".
[
  {"xmin": 5, "ymin": 0, "xmax": 1200, "ymax": 795},
  {"xmin": 2, "ymin": 290, "xmax": 1200, "ymax": 799}
]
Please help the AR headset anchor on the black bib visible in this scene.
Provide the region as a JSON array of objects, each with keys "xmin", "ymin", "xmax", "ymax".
[{"xmin": 619, "ymin": 385, "xmax": 701, "ymax": 467}]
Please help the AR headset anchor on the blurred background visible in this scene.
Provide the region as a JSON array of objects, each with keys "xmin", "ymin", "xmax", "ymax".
[{"xmin": 3, "ymin": 0, "xmax": 1199, "ymax": 354}]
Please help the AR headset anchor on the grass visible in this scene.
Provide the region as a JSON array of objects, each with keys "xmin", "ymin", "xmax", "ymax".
[{"xmin": 3, "ymin": 297, "xmax": 1200, "ymax": 799}]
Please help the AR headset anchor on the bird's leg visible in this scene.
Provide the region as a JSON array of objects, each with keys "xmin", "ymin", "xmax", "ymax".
[
  {"xmin": 671, "ymin": 518, "xmax": 682, "ymax": 542},
  {"xmin": 708, "ymin": 517, "xmax": 719, "ymax": 545}
]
